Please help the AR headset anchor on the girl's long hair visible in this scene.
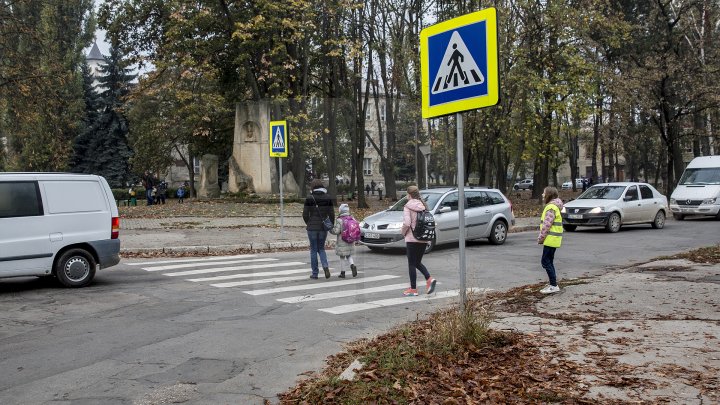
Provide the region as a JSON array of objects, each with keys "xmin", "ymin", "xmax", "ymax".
[
  {"xmin": 543, "ymin": 186, "xmax": 559, "ymax": 204},
  {"xmin": 407, "ymin": 185, "xmax": 428, "ymax": 209}
]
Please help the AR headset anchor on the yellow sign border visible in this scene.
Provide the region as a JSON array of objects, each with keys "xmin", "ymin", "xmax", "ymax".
[
  {"xmin": 269, "ymin": 120, "xmax": 288, "ymax": 158},
  {"xmin": 420, "ymin": 8, "xmax": 499, "ymax": 119}
]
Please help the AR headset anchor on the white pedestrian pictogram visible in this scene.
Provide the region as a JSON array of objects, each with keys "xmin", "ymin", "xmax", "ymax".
[
  {"xmin": 272, "ymin": 127, "xmax": 285, "ymax": 150},
  {"xmin": 431, "ymin": 31, "xmax": 484, "ymax": 94}
]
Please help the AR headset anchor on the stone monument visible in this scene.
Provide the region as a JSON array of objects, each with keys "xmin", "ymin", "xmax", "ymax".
[
  {"xmin": 198, "ymin": 154, "xmax": 221, "ymax": 198},
  {"xmin": 228, "ymin": 101, "xmax": 276, "ymax": 194}
]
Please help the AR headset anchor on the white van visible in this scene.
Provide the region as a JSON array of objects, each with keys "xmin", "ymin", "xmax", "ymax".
[
  {"xmin": 670, "ymin": 156, "xmax": 720, "ymax": 220},
  {"xmin": 0, "ymin": 173, "xmax": 121, "ymax": 287}
]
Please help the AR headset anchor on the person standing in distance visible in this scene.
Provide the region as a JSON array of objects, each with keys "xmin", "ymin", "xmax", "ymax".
[
  {"xmin": 400, "ymin": 185, "xmax": 437, "ymax": 296},
  {"xmin": 303, "ymin": 179, "xmax": 335, "ymax": 279},
  {"xmin": 537, "ymin": 186, "xmax": 564, "ymax": 294}
]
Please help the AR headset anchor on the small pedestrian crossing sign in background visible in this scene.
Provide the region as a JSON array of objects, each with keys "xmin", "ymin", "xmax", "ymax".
[
  {"xmin": 269, "ymin": 120, "xmax": 287, "ymax": 157},
  {"xmin": 421, "ymin": 8, "xmax": 499, "ymax": 119}
]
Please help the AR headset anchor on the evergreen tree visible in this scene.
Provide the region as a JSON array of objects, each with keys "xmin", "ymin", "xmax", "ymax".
[
  {"xmin": 71, "ymin": 62, "xmax": 102, "ymax": 173},
  {"xmin": 77, "ymin": 46, "xmax": 135, "ymax": 187}
]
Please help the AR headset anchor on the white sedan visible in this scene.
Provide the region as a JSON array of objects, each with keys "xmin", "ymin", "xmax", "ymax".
[{"xmin": 561, "ymin": 182, "xmax": 668, "ymax": 233}]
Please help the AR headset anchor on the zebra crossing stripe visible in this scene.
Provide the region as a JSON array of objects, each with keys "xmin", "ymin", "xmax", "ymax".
[
  {"xmin": 210, "ymin": 274, "xmax": 324, "ymax": 288},
  {"xmin": 127, "ymin": 255, "xmax": 256, "ymax": 266},
  {"xmin": 319, "ymin": 289, "xmax": 461, "ymax": 314},
  {"xmin": 244, "ymin": 275, "xmax": 400, "ymax": 296},
  {"xmin": 277, "ymin": 283, "xmax": 408, "ymax": 303},
  {"xmin": 187, "ymin": 268, "xmax": 310, "ymax": 282},
  {"xmin": 163, "ymin": 262, "xmax": 306, "ymax": 277},
  {"xmin": 143, "ymin": 258, "xmax": 276, "ymax": 271}
]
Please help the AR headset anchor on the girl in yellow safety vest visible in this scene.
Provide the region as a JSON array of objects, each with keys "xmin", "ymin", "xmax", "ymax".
[{"xmin": 537, "ymin": 186, "xmax": 564, "ymax": 294}]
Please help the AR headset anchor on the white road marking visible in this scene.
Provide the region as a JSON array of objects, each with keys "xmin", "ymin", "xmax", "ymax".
[
  {"xmin": 187, "ymin": 268, "xmax": 310, "ymax": 282},
  {"xmin": 210, "ymin": 275, "xmax": 318, "ymax": 288},
  {"xmin": 319, "ymin": 288, "xmax": 492, "ymax": 314},
  {"xmin": 163, "ymin": 262, "xmax": 306, "ymax": 277},
  {"xmin": 127, "ymin": 255, "xmax": 256, "ymax": 266},
  {"xmin": 244, "ymin": 275, "xmax": 400, "ymax": 296},
  {"xmin": 143, "ymin": 258, "xmax": 276, "ymax": 271},
  {"xmin": 277, "ymin": 283, "xmax": 409, "ymax": 303},
  {"xmin": 319, "ymin": 289, "xmax": 461, "ymax": 314}
]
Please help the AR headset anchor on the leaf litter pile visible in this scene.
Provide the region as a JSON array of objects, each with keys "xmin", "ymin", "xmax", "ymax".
[{"xmin": 280, "ymin": 292, "xmax": 599, "ymax": 404}]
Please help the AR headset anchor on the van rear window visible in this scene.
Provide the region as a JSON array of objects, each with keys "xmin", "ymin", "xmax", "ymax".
[
  {"xmin": 0, "ymin": 182, "xmax": 43, "ymax": 218},
  {"xmin": 43, "ymin": 181, "xmax": 106, "ymax": 214}
]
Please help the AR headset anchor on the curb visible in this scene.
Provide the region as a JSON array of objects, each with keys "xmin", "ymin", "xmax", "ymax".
[{"xmin": 120, "ymin": 226, "xmax": 535, "ymax": 256}]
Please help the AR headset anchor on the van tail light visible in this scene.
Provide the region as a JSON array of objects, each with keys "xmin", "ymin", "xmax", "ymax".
[{"xmin": 111, "ymin": 217, "xmax": 120, "ymax": 239}]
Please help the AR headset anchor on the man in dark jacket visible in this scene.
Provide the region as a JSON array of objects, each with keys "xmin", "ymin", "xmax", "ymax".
[{"xmin": 303, "ymin": 179, "xmax": 335, "ymax": 279}]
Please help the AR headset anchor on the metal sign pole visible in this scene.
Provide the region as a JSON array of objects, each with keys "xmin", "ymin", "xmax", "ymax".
[
  {"xmin": 280, "ymin": 158, "xmax": 284, "ymax": 239},
  {"xmin": 456, "ymin": 112, "xmax": 466, "ymax": 311}
]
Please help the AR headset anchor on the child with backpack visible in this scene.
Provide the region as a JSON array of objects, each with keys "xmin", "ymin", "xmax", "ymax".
[
  {"xmin": 330, "ymin": 203, "xmax": 360, "ymax": 278},
  {"xmin": 400, "ymin": 185, "xmax": 437, "ymax": 296}
]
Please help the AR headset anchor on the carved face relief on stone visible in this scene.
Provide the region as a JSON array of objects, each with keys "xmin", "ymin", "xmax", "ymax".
[{"xmin": 243, "ymin": 121, "xmax": 260, "ymax": 142}]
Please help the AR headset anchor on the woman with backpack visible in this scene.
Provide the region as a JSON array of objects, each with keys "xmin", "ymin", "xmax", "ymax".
[
  {"xmin": 400, "ymin": 185, "xmax": 437, "ymax": 296},
  {"xmin": 330, "ymin": 203, "xmax": 359, "ymax": 278}
]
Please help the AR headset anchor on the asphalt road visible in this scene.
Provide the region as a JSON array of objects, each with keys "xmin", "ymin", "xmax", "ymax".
[{"xmin": 1, "ymin": 218, "xmax": 718, "ymax": 404}]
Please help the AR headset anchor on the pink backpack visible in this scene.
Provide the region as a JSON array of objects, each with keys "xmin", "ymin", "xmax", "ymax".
[{"xmin": 340, "ymin": 216, "xmax": 361, "ymax": 243}]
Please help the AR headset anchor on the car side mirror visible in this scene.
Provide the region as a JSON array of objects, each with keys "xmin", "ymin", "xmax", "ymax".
[{"xmin": 437, "ymin": 206, "xmax": 451, "ymax": 214}]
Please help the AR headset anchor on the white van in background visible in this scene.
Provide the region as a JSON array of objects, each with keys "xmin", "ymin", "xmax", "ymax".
[
  {"xmin": 0, "ymin": 173, "xmax": 121, "ymax": 287},
  {"xmin": 669, "ymin": 156, "xmax": 720, "ymax": 220}
]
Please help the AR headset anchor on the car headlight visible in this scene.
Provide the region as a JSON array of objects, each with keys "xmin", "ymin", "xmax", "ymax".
[
  {"xmin": 359, "ymin": 221, "xmax": 366, "ymax": 228},
  {"xmin": 386, "ymin": 222, "xmax": 403, "ymax": 230},
  {"xmin": 589, "ymin": 207, "xmax": 604, "ymax": 214},
  {"xmin": 669, "ymin": 198, "xmax": 676, "ymax": 204},
  {"xmin": 560, "ymin": 207, "xmax": 566, "ymax": 213},
  {"xmin": 702, "ymin": 198, "xmax": 717, "ymax": 205}
]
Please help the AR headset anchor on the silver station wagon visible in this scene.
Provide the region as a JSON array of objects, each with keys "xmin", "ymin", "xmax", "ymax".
[{"xmin": 360, "ymin": 187, "xmax": 516, "ymax": 253}]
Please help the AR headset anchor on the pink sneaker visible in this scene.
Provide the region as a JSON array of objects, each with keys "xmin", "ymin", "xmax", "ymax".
[
  {"xmin": 426, "ymin": 277, "xmax": 437, "ymax": 294},
  {"xmin": 402, "ymin": 288, "xmax": 418, "ymax": 296}
]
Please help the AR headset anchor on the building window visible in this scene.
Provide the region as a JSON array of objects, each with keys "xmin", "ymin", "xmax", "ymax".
[
  {"xmin": 193, "ymin": 157, "xmax": 201, "ymax": 175},
  {"xmin": 380, "ymin": 104, "xmax": 385, "ymax": 121},
  {"xmin": 365, "ymin": 132, "xmax": 372, "ymax": 149},
  {"xmin": 363, "ymin": 158, "xmax": 372, "ymax": 175},
  {"xmin": 365, "ymin": 109, "xmax": 371, "ymax": 121}
]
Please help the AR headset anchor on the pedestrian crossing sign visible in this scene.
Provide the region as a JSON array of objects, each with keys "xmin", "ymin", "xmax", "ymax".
[
  {"xmin": 420, "ymin": 8, "xmax": 499, "ymax": 119},
  {"xmin": 269, "ymin": 121, "xmax": 288, "ymax": 157}
]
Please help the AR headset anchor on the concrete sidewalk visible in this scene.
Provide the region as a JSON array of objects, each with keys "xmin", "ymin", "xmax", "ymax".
[
  {"xmin": 119, "ymin": 216, "xmax": 539, "ymax": 255},
  {"xmin": 492, "ymin": 258, "xmax": 720, "ymax": 403}
]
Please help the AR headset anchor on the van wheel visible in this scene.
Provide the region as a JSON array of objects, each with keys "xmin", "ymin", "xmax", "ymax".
[
  {"xmin": 55, "ymin": 249, "xmax": 96, "ymax": 288},
  {"xmin": 488, "ymin": 220, "xmax": 508, "ymax": 245},
  {"xmin": 651, "ymin": 211, "xmax": 666, "ymax": 229},
  {"xmin": 672, "ymin": 213, "xmax": 684, "ymax": 220},
  {"xmin": 605, "ymin": 212, "xmax": 621, "ymax": 233}
]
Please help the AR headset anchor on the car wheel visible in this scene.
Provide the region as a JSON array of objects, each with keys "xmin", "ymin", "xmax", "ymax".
[
  {"xmin": 488, "ymin": 220, "xmax": 508, "ymax": 245},
  {"xmin": 513, "ymin": 185, "xmax": 519, "ymax": 190},
  {"xmin": 424, "ymin": 237, "xmax": 436, "ymax": 254},
  {"xmin": 605, "ymin": 212, "xmax": 621, "ymax": 233},
  {"xmin": 672, "ymin": 213, "xmax": 684, "ymax": 220},
  {"xmin": 563, "ymin": 224, "xmax": 577, "ymax": 232},
  {"xmin": 54, "ymin": 248, "xmax": 96, "ymax": 288},
  {"xmin": 651, "ymin": 211, "xmax": 665, "ymax": 229}
]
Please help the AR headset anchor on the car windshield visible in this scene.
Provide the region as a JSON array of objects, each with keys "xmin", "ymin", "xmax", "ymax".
[
  {"xmin": 387, "ymin": 193, "xmax": 443, "ymax": 211},
  {"xmin": 577, "ymin": 185, "xmax": 626, "ymax": 200},
  {"xmin": 679, "ymin": 168, "xmax": 720, "ymax": 185}
]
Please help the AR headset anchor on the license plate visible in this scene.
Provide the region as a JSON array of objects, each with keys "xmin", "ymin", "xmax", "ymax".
[
  {"xmin": 568, "ymin": 214, "xmax": 583, "ymax": 219},
  {"xmin": 365, "ymin": 232, "xmax": 380, "ymax": 239}
]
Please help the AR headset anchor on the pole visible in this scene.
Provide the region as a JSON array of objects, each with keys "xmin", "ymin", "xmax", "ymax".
[
  {"xmin": 414, "ymin": 120, "xmax": 419, "ymax": 186},
  {"xmin": 456, "ymin": 113, "xmax": 466, "ymax": 311},
  {"xmin": 279, "ymin": 158, "xmax": 284, "ymax": 239}
]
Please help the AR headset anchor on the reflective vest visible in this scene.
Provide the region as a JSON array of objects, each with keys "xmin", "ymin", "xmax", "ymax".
[{"xmin": 540, "ymin": 203, "xmax": 563, "ymax": 248}]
